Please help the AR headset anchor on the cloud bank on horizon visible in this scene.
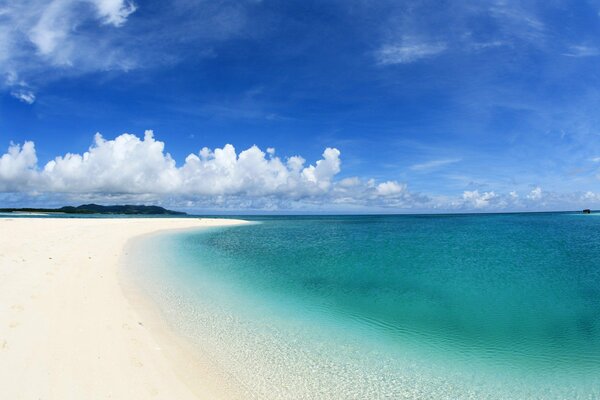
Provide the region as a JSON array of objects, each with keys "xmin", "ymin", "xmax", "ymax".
[
  {"xmin": 1, "ymin": 132, "xmax": 596, "ymax": 212},
  {"xmin": 0, "ymin": 132, "xmax": 425, "ymax": 210}
]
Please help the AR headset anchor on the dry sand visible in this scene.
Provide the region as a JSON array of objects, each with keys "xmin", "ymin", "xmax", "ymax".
[{"xmin": 0, "ymin": 217, "xmax": 248, "ymax": 400}]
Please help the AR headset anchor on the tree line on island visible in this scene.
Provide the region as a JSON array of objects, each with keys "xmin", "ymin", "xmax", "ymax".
[{"xmin": 0, "ymin": 204, "xmax": 186, "ymax": 215}]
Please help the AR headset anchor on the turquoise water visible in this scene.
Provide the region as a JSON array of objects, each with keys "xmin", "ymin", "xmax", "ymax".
[{"xmin": 125, "ymin": 213, "xmax": 600, "ymax": 399}]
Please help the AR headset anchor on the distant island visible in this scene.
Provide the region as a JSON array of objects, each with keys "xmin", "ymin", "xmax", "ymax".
[{"xmin": 0, "ymin": 204, "xmax": 186, "ymax": 215}]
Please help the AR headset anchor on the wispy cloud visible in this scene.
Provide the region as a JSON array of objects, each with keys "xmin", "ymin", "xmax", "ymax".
[
  {"xmin": 409, "ymin": 158, "xmax": 461, "ymax": 171},
  {"xmin": 374, "ymin": 1, "xmax": 555, "ymax": 68},
  {"xmin": 468, "ymin": 40, "xmax": 506, "ymax": 51},
  {"xmin": 376, "ymin": 41, "xmax": 447, "ymax": 65},
  {"xmin": 563, "ymin": 45, "xmax": 600, "ymax": 57},
  {"xmin": 0, "ymin": 0, "xmax": 139, "ymax": 102},
  {"xmin": 488, "ymin": 2, "xmax": 546, "ymax": 43},
  {"xmin": 11, "ymin": 89, "xmax": 36, "ymax": 104},
  {"xmin": 0, "ymin": 0, "xmax": 255, "ymax": 102}
]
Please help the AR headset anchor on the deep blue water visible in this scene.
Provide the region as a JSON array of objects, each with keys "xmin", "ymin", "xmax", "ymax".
[{"xmin": 126, "ymin": 213, "xmax": 600, "ymax": 399}]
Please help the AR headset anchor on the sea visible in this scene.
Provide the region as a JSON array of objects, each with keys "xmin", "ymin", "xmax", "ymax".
[{"xmin": 123, "ymin": 213, "xmax": 600, "ymax": 399}]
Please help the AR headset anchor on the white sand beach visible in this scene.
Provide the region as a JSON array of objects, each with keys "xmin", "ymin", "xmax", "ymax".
[{"xmin": 0, "ymin": 217, "xmax": 248, "ymax": 400}]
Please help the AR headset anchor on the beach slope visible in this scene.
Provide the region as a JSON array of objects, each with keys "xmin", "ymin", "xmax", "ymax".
[{"xmin": 0, "ymin": 217, "xmax": 246, "ymax": 400}]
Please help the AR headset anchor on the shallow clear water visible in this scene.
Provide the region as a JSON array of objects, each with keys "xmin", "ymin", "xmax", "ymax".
[{"xmin": 125, "ymin": 213, "xmax": 600, "ymax": 399}]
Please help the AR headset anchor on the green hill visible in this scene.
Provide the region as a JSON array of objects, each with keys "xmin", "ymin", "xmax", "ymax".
[{"xmin": 0, "ymin": 204, "xmax": 186, "ymax": 215}]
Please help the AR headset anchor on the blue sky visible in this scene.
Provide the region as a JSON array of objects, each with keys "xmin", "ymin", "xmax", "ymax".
[{"xmin": 2, "ymin": 0, "xmax": 600, "ymax": 212}]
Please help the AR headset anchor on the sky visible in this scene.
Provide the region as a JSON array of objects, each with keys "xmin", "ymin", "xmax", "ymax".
[{"xmin": 2, "ymin": 0, "xmax": 600, "ymax": 213}]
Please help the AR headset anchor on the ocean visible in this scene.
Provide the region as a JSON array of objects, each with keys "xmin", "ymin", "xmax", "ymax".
[{"xmin": 124, "ymin": 213, "xmax": 600, "ymax": 399}]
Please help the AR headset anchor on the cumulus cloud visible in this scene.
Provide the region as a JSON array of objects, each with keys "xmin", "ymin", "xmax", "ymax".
[
  {"xmin": 42, "ymin": 131, "xmax": 178, "ymax": 194},
  {"xmin": 449, "ymin": 187, "xmax": 600, "ymax": 212},
  {"xmin": 92, "ymin": 0, "xmax": 136, "ymax": 26},
  {"xmin": 583, "ymin": 191, "xmax": 600, "ymax": 202},
  {"xmin": 2, "ymin": 132, "xmax": 598, "ymax": 212},
  {"xmin": 1, "ymin": 131, "xmax": 424, "ymax": 210},
  {"xmin": 327, "ymin": 177, "xmax": 425, "ymax": 209},
  {"xmin": 462, "ymin": 190, "xmax": 498, "ymax": 208},
  {"xmin": 36, "ymin": 131, "xmax": 343, "ymax": 198},
  {"xmin": 0, "ymin": 141, "xmax": 38, "ymax": 191},
  {"xmin": 376, "ymin": 181, "xmax": 406, "ymax": 196},
  {"xmin": 527, "ymin": 186, "xmax": 543, "ymax": 200}
]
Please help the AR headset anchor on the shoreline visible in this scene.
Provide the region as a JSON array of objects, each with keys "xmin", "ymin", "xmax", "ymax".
[
  {"xmin": 119, "ymin": 225, "xmax": 259, "ymax": 400},
  {"xmin": 0, "ymin": 217, "xmax": 249, "ymax": 399}
]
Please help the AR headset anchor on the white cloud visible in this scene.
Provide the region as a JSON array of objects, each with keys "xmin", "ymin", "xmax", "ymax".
[
  {"xmin": 338, "ymin": 177, "xmax": 361, "ymax": 187},
  {"xmin": 562, "ymin": 45, "xmax": 599, "ymax": 58},
  {"xmin": 0, "ymin": 131, "xmax": 437, "ymax": 210},
  {"xmin": 0, "ymin": 0, "xmax": 257, "ymax": 100},
  {"xmin": 410, "ymin": 158, "xmax": 461, "ymax": 171},
  {"xmin": 374, "ymin": 1, "xmax": 566, "ymax": 68},
  {"xmin": 583, "ymin": 191, "xmax": 600, "ymax": 202},
  {"xmin": 43, "ymin": 131, "xmax": 178, "ymax": 194},
  {"xmin": 462, "ymin": 190, "xmax": 497, "ymax": 208},
  {"xmin": 37, "ymin": 131, "xmax": 344, "ymax": 197},
  {"xmin": 376, "ymin": 40, "xmax": 447, "ymax": 65},
  {"xmin": 11, "ymin": 89, "xmax": 36, "ymax": 104},
  {"xmin": 469, "ymin": 40, "xmax": 506, "ymax": 51},
  {"xmin": 178, "ymin": 144, "xmax": 340, "ymax": 197},
  {"xmin": 451, "ymin": 188, "xmax": 600, "ymax": 212},
  {"xmin": 329, "ymin": 177, "xmax": 422, "ymax": 209},
  {"xmin": 488, "ymin": 2, "xmax": 545, "ymax": 41},
  {"xmin": 376, "ymin": 181, "xmax": 406, "ymax": 196},
  {"xmin": 0, "ymin": 0, "xmax": 138, "ymax": 99},
  {"xmin": 24, "ymin": 0, "xmax": 135, "ymax": 61},
  {"xmin": 2, "ymin": 132, "xmax": 599, "ymax": 212},
  {"xmin": 0, "ymin": 131, "xmax": 346, "ymax": 198},
  {"xmin": 91, "ymin": 0, "xmax": 136, "ymax": 27},
  {"xmin": 300, "ymin": 148, "xmax": 341, "ymax": 190},
  {"xmin": 0, "ymin": 141, "xmax": 38, "ymax": 191},
  {"xmin": 527, "ymin": 186, "xmax": 543, "ymax": 200}
]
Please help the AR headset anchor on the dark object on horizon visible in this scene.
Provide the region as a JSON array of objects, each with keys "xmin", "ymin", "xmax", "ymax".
[
  {"xmin": 0, "ymin": 204, "xmax": 186, "ymax": 215},
  {"xmin": 583, "ymin": 209, "xmax": 592, "ymax": 214}
]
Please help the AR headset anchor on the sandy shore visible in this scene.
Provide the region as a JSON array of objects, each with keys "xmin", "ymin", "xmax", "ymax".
[{"xmin": 0, "ymin": 217, "xmax": 248, "ymax": 400}]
